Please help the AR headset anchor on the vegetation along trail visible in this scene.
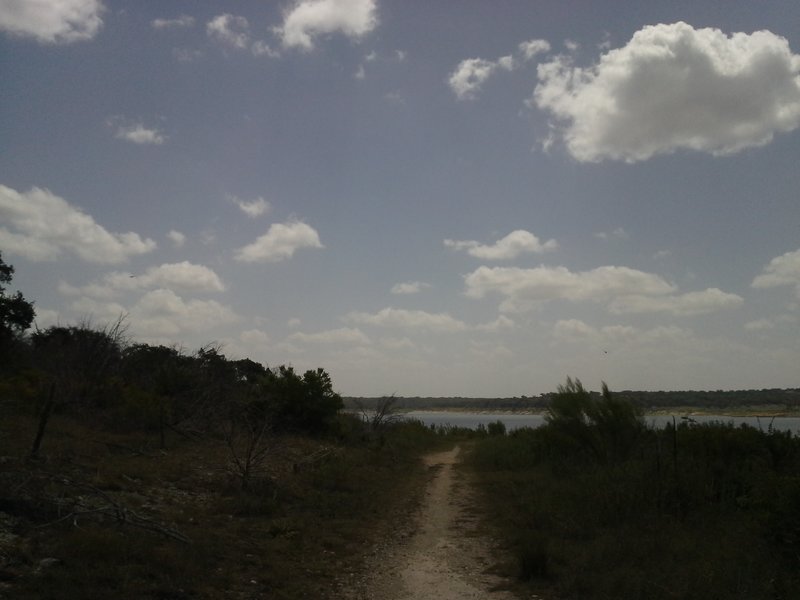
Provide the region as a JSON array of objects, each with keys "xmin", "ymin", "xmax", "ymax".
[{"xmin": 340, "ymin": 445, "xmax": 521, "ymax": 600}]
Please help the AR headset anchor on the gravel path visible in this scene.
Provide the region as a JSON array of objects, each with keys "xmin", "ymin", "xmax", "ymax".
[{"xmin": 338, "ymin": 446, "xmax": 520, "ymax": 600}]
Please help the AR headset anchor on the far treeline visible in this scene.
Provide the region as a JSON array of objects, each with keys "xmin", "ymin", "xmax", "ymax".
[{"xmin": 346, "ymin": 387, "xmax": 800, "ymax": 412}]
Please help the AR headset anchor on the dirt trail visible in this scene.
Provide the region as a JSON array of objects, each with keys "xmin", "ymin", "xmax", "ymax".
[{"xmin": 338, "ymin": 446, "xmax": 519, "ymax": 600}]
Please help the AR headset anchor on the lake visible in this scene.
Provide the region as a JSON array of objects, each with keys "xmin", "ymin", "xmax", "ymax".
[{"xmin": 404, "ymin": 411, "xmax": 800, "ymax": 435}]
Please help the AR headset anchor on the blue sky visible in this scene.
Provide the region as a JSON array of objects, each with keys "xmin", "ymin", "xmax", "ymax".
[{"xmin": 1, "ymin": 0, "xmax": 799, "ymax": 396}]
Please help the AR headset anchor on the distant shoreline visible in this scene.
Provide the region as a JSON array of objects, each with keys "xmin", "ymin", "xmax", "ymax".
[{"xmin": 391, "ymin": 407, "xmax": 800, "ymax": 417}]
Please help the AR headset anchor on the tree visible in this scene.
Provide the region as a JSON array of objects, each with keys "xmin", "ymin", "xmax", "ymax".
[
  {"xmin": 0, "ymin": 252, "xmax": 35, "ymax": 367},
  {"xmin": 266, "ymin": 366, "xmax": 343, "ymax": 435}
]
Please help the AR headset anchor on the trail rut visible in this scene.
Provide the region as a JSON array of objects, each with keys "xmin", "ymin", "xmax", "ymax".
[{"xmin": 338, "ymin": 446, "xmax": 519, "ymax": 599}]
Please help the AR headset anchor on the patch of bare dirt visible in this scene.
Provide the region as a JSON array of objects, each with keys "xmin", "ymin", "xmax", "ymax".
[{"xmin": 338, "ymin": 446, "xmax": 520, "ymax": 599}]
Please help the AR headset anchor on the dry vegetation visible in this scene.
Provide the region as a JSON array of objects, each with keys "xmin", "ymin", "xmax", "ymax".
[
  {"xmin": 0, "ymin": 410, "xmax": 443, "ymax": 599},
  {"xmin": 467, "ymin": 379, "xmax": 800, "ymax": 600}
]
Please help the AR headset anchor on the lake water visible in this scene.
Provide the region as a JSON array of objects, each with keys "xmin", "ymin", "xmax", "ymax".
[{"xmin": 405, "ymin": 411, "xmax": 800, "ymax": 435}]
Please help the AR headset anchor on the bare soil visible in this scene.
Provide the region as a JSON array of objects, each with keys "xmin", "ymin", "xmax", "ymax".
[{"xmin": 337, "ymin": 446, "xmax": 522, "ymax": 600}]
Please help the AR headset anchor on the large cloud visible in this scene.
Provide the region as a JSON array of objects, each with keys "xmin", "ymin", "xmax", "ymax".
[
  {"xmin": 752, "ymin": 248, "xmax": 800, "ymax": 297},
  {"xmin": 279, "ymin": 0, "xmax": 377, "ymax": 51},
  {"xmin": 234, "ymin": 221, "xmax": 323, "ymax": 262},
  {"xmin": 445, "ymin": 230, "xmax": 557, "ymax": 260},
  {"xmin": 533, "ymin": 22, "xmax": 800, "ymax": 162},
  {"xmin": 345, "ymin": 307, "xmax": 468, "ymax": 333},
  {"xmin": 464, "ymin": 265, "xmax": 676, "ymax": 312},
  {"xmin": 0, "ymin": 185, "xmax": 155, "ymax": 263},
  {"xmin": 0, "ymin": 0, "xmax": 104, "ymax": 44}
]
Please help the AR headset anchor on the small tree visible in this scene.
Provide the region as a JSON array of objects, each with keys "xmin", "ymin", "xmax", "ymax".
[
  {"xmin": 357, "ymin": 394, "xmax": 402, "ymax": 434},
  {"xmin": 224, "ymin": 394, "xmax": 278, "ymax": 491},
  {"xmin": 545, "ymin": 377, "xmax": 643, "ymax": 463}
]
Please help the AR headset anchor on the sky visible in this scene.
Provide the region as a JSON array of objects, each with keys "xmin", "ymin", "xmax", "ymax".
[{"xmin": 1, "ymin": 0, "xmax": 799, "ymax": 397}]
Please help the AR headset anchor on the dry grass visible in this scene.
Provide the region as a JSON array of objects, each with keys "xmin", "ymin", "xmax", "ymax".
[{"xmin": 0, "ymin": 412, "xmax": 438, "ymax": 599}]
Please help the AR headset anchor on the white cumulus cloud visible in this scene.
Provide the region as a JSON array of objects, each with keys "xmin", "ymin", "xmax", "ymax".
[
  {"xmin": 445, "ymin": 230, "xmax": 558, "ymax": 260},
  {"xmin": 0, "ymin": 0, "xmax": 104, "ymax": 44},
  {"xmin": 235, "ymin": 221, "xmax": 323, "ymax": 263},
  {"xmin": 532, "ymin": 22, "xmax": 800, "ymax": 162},
  {"xmin": 0, "ymin": 184, "xmax": 155, "ymax": 263},
  {"xmin": 279, "ymin": 0, "xmax": 377, "ymax": 51}
]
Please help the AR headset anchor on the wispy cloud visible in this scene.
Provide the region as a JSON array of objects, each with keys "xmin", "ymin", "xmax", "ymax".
[
  {"xmin": 289, "ymin": 327, "xmax": 370, "ymax": 345},
  {"xmin": 207, "ymin": 14, "xmax": 278, "ymax": 57},
  {"xmin": 390, "ymin": 281, "xmax": 430, "ymax": 295},
  {"xmin": 59, "ymin": 262, "xmax": 226, "ymax": 298},
  {"xmin": 229, "ymin": 195, "xmax": 271, "ymax": 218},
  {"xmin": 152, "ymin": 15, "xmax": 195, "ymax": 30},
  {"xmin": 345, "ymin": 307, "xmax": 468, "ymax": 333},
  {"xmin": 449, "ymin": 38, "xmax": 551, "ymax": 100}
]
